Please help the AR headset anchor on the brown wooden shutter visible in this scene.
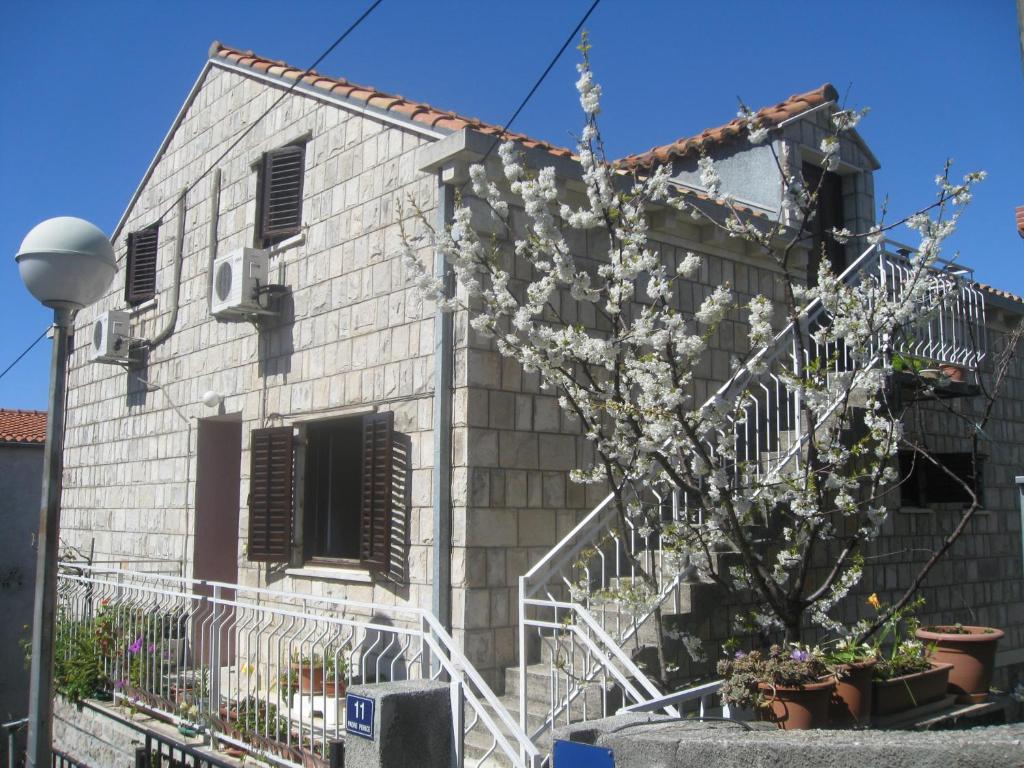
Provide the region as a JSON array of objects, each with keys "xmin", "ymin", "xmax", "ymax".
[
  {"xmin": 360, "ymin": 412, "xmax": 393, "ymax": 569},
  {"xmin": 259, "ymin": 144, "xmax": 305, "ymax": 244},
  {"xmin": 125, "ymin": 225, "xmax": 159, "ymax": 304},
  {"xmin": 248, "ymin": 426, "xmax": 294, "ymax": 562}
]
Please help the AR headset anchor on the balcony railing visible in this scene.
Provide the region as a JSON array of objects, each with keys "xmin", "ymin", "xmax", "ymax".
[{"xmin": 56, "ymin": 565, "xmax": 539, "ymax": 768}]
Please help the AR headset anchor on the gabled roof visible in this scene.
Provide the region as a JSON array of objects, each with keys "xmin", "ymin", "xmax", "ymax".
[
  {"xmin": 619, "ymin": 84, "xmax": 839, "ymax": 171},
  {"xmin": 0, "ymin": 409, "xmax": 46, "ymax": 445},
  {"xmin": 210, "ymin": 43, "xmax": 575, "ymax": 159}
]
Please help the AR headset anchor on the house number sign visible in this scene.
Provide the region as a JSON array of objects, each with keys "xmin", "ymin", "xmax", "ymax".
[{"xmin": 346, "ymin": 693, "xmax": 375, "ymax": 740}]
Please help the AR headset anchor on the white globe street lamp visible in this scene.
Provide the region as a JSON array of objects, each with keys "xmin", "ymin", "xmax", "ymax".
[{"xmin": 15, "ymin": 217, "xmax": 115, "ymax": 768}]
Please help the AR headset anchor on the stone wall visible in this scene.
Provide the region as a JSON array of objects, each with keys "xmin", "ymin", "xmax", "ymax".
[
  {"xmin": 53, "ymin": 699, "xmax": 142, "ymax": 768},
  {"xmin": 60, "ymin": 62, "xmax": 440, "ymax": 618},
  {"xmin": 556, "ymin": 714, "xmax": 1024, "ymax": 768}
]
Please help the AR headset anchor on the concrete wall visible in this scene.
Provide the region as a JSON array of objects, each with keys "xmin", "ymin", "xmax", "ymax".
[
  {"xmin": 555, "ymin": 714, "xmax": 1024, "ymax": 768},
  {"xmin": 0, "ymin": 443, "xmax": 42, "ymax": 722}
]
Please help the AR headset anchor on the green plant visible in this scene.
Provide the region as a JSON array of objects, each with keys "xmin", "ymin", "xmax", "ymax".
[
  {"xmin": 865, "ymin": 594, "xmax": 932, "ymax": 680},
  {"xmin": 821, "ymin": 636, "xmax": 876, "ymax": 667},
  {"xmin": 717, "ymin": 644, "xmax": 831, "ymax": 710},
  {"xmin": 53, "ymin": 615, "xmax": 110, "ymax": 703}
]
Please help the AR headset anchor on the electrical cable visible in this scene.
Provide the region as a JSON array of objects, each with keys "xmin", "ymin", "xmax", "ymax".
[
  {"xmin": 461, "ymin": 0, "xmax": 602, "ymax": 187},
  {"xmin": 0, "ymin": 326, "xmax": 50, "ymax": 382},
  {"xmin": 146, "ymin": 0, "xmax": 386, "ymax": 238}
]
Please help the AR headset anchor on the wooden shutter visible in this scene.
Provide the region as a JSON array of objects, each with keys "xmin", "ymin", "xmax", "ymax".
[
  {"xmin": 259, "ymin": 144, "xmax": 305, "ymax": 244},
  {"xmin": 125, "ymin": 225, "xmax": 159, "ymax": 304},
  {"xmin": 360, "ymin": 412, "xmax": 393, "ymax": 569},
  {"xmin": 248, "ymin": 426, "xmax": 294, "ymax": 562}
]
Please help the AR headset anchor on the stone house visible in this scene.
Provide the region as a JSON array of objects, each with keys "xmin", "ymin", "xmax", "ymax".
[
  {"xmin": 58, "ymin": 41, "xmax": 1024, "ymax": 704},
  {"xmin": 0, "ymin": 409, "xmax": 45, "ymax": 725}
]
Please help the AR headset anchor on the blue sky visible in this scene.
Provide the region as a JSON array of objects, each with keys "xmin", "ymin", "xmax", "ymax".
[{"xmin": 1, "ymin": 1, "xmax": 1021, "ymax": 410}]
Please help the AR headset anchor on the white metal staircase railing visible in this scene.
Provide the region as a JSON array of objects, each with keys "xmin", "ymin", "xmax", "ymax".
[
  {"xmin": 57, "ymin": 564, "xmax": 540, "ymax": 768},
  {"xmin": 517, "ymin": 240, "xmax": 987, "ymax": 759}
]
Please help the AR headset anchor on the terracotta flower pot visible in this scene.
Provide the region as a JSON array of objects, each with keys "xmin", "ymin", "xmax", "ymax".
[
  {"xmin": 757, "ymin": 678, "xmax": 835, "ymax": 730},
  {"xmin": 916, "ymin": 625, "xmax": 1003, "ymax": 703},
  {"xmin": 938, "ymin": 364, "xmax": 966, "ymax": 383},
  {"xmin": 872, "ymin": 661, "xmax": 952, "ymax": 716},
  {"xmin": 829, "ymin": 658, "xmax": 876, "ymax": 726},
  {"xmin": 290, "ymin": 663, "xmax": 346, "ymax": 697}
]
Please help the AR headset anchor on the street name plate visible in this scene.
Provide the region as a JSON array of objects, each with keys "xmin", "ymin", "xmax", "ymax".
[
  {"xmin": 552, "ymin": 739, "xmax": 614, "ymax": 767},
  {"xmin": 346, "ymin": 693, "xmax": 375, "ymax": 740}
]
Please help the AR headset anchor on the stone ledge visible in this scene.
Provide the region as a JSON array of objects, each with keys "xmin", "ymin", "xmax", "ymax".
[{"xmin": 555, "ymin": 714, "xmax": 1024, "ymax": 768}]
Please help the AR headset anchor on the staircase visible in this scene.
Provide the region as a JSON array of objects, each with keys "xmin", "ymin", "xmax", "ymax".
[{"xmin": 511, "ymin": 240, "xmax": 987, "ymax": 764}]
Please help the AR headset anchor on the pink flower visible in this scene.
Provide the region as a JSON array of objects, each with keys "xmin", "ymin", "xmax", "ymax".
[{"xmin": 128, "ymin": 636, "xmax": 143, "ymax": 655}]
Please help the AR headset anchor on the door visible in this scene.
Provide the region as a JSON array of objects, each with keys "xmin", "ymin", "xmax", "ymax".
[{"xmin": 192, "ymin": 417, "xmax": 242, "ymax": 668}]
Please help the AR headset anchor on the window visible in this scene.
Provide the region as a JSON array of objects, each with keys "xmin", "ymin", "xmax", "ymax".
[
  {"xmin": 247, "ymin": 412, "xmax": 394, "ymax": 569},
  {"xmin": 898, "ymin": 451, "xmax": 983, "ymax": 507},
  {"xmin": 125, "ymin": 224, "xmax": 159, "ymax": 305},
  {"xmin": 802, "ymin": 163, "xmax": 845, "ymax": 283},
  {"xmin": 255, "ymin": 142, "xmax": 306, "ymax": 247}
]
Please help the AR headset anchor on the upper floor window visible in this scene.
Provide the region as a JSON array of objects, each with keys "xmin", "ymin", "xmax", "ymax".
[
  {"xmin": 256, "ymin": 142, "xmax": 306, "ymax": 247},
  {"xmin": 125, "ymin": 224, "xmax": 159, "ymax": 305}
]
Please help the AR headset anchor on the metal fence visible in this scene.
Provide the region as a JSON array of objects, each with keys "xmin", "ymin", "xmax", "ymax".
[{"xmin": 56, "ymin": 565, "xmax": 538, "ymax": 768}]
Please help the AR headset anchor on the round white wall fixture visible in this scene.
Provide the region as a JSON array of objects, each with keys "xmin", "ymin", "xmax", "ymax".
[{"xmin": 201, "ymin": 391, "xmax": 223, "ymax": 408}]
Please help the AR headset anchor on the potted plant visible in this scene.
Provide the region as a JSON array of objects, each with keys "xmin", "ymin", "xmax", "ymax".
[
  {"xmin": 868, "ymin": 596, "xmax": 952, "ymax": 716},
  {"xmin": 938, "ymin": 363, "xmax": 966, "ymax": 383},
  {"xmin": 718, "ymin": 644, "xmax": 835, "ymax": 729},
  {"xmin": 822, "ymin": 637, "xmax": 877, "ymax": 726},
  {"xmin": 915, "ymin": 623, "xmax": 1004, "ymax": 703},
  {"xmin": 286, "ymin": 650, "xmax": 348, "ymax": 698}
]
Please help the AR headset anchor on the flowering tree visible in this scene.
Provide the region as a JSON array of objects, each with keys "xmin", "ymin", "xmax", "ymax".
[{"xmin": 402, "ymin": 38, "xmax": 1015, "ymax": 670}]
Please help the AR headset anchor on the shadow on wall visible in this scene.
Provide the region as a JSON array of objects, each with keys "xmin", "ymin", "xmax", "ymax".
[
  {"xmin": 126, "ymin": 346, "xmax": 150, "ymax": 408},
  {"xmin": 258, "ymin": 290, "xmax": 295, "ymax": 379}
]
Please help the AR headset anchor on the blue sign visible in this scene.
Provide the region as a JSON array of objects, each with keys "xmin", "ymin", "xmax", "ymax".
[
  {"xmin": 552, "ymin": 739, "xmax": 614, "ymax": 768},
  {"xmin": 346, "ymin": 694, "xmax": 375, "ymax": 740}
]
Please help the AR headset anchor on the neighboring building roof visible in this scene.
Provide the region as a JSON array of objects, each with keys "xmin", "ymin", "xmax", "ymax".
[
  {"xmin": 210, "ymin": 42, "xmax": 575, "ymax": 159},
  {"xmin": 619, "ymin": 84, "xmax": 839, "ymax": 171},
  {"xmin": 0, "ymin": 409, "xmax": 46, "ymax": 445},
  {"xmin": 979, "ymin": 283, "xmax": 1024, "ymax": 305}
]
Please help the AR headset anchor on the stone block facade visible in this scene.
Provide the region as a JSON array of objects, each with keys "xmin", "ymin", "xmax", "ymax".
[{"xmin": 57, "ymin": 45, "xmax": 1024, "ymax": 696}]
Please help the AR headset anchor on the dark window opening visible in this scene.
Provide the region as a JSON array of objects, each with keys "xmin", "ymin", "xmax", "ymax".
[
  {"xmin": 898, "ymin": 451, "xmax": 983, "ymax": 507},
  {"xmin": 802, "ymin": 163, "xmax": 845, "ymax": 284},
  {"xmin": 256, "ymin": 142, "xmax": 306, "ymax": 247},
  {"xmin": 304, "ymin": 417, "xmax": 364, "ymax": 561},
  {"xmin": 125, "ymin": 224, "xmax": 160, "ymax": 305}
]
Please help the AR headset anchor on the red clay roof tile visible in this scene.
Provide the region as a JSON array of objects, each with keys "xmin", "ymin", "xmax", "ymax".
[
  {"xmin": 210, "ymin": 42, "xmax": 576, "ymax": 158},
  {"xmin": 619, "ymin": 84, "xmax": 839, "ymax": 170},
  {"xmin": 0, "ymin": 409, "xmax": 46, "ymax": 444}
]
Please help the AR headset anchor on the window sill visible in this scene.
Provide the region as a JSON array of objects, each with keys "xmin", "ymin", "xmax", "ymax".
[
  {"xmin": 285, "ymin": 565, "xmax": 372, "ymax": 583},
  {"xmin": 127, "ymin": 298, "xmax": 158, "ymax": 316},
  {"xmin": 266, "ymin": 232, "xmax": 305, "ymax": 258},
  {"xmin": 900, "ymin": 505, "xmax": 991, "ymax": 516}
]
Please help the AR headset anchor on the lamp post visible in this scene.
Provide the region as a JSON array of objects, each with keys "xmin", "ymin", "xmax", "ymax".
[{"xmin": 15, "ymin": 217, "xmax": 116, "ymax": 768}]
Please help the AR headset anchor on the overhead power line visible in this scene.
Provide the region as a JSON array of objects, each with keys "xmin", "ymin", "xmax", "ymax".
[
  {"xmin": 0, "ymin": 326, "xmax": 51, "ymax": 383},
  {"xmin": 150, "ymin": 0, "xmax": 386, "ymax": 232},
  {"xmin": 469, "ymin": 0, "xmax": 602, "ymax": 176}
]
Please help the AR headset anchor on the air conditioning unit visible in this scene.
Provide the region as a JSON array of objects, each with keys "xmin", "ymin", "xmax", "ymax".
[
  {"xmin": 89, "ymin": 310, "xmax": 131, "ymax": 364},
  {"xmin": 211, "ymin": 247, "xmax": 272, "ymax": 318}
]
